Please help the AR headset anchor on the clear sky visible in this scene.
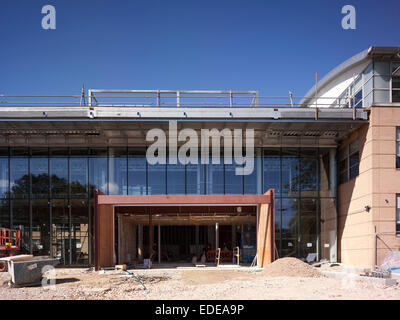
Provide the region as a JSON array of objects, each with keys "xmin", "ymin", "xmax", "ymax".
[{"xmin": 0, "ymin": 0, "xmax": 399, "ymax": 97}]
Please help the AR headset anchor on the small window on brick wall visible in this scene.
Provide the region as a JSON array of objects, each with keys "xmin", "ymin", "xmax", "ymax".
[
  {"xmin": 396, "ymin": 127, "xmax": 400, "ymax": 169},
  {"xmin": 397, "ymin": 194, "xmax": 400, "ymax": 235},
  {"xmin": 338, "ymin": 139, "xmax": 360, "ymax": 184}
]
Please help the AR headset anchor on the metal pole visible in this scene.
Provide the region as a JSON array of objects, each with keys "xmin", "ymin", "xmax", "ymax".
[
  {"xmin": 138, "ymin": 225, "xmax": 143, "ymax": 260},
  {"xmin": 329, "ymin": 148, "xmax": 338, "ymax": 263},
  {"xmin": 80, "ymin": 84, "xmax": 86, "ymax": 106},
  {"xmin": 315, "ymin": 72, "xmax": 318, "ymax": 120},
  {"xmin": 149, "ymin": 211, "xmax": 153, "ymax": 259},
  {"xmin": 215, "ymin": 223, "xmax": 219, "ymax": 250},
  {"xmin": 158, "ymin": 225, "xmax": 161, "ymax": 264},
  {"xmin": 289, "ymin": 91, "xmax": 293, "ymax": 107}
]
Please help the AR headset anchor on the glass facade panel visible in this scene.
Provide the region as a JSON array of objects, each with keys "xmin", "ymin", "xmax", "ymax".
[
  {"xmin": 263, "ymin": 149, "xmax": 281, "ymax": 195},
  {"xmin": 281, "ymin": 198, "xmax": 298, "ymax": 257},
  {"xmin": 0, "ymin": 157, "xmax": 9, "ymax": 199},
  {"xmin": 148, "ymin": 162, "xmax": 166, "ymax": 195},
  {"xmin": 50, "ymin": 158, "xmax": 68, "ymax": 198},
  {"xmin": 32, "ymin": 199, "xmax": 50, "ymax": 256},
  {"xmin": 167, "ymin": 160, "xmax": 185, "ymax": 195},
  {"xmin": 70, "ymin": 199, "xmax": 89, "ymax": 265},
  {"xmin": 225, "ymin": 162, "xmax": 243, "ymax": 194},
  {"xmin": 300, "ymin": 153, "xmax": 318, "ymax": 197},
  {"xmin": 299, "ymin": 198, "xmax": 317, "ymax": 257},
  {"xmin": 70, "ymin": 158, "xmax": 88, "ymax": 198},
  {"xmin": 0, "ymin": 146, "xmax": 334, "ymax": 264},
  {"xmin": 374, "ymin": 88, "xmax": 390, "ymax": 102},
  {"xmin": 206, "ymin": 160, "xmax": 224, "ymax": 194},
  {"xmin": 108, "ymin": 148, "xmax": 127, "ymax": 195},
  {"xmin": 51, "ymin": 199, "xmax": 69, "ymax": 265},
  {"xmin": 0, "ymin": 200, "xmax": 9, "ymax": 229},
  {"xmin": 244, "ymin": 157, "xmax": 258, "ymax": 195},
  {"xmin": 30, "ymin": 157, "xmax": 49, "ymax": 199},
  {"xmin": 128, "ymin": 152, "xmax": 147, "ymax": 195},
  {"xmin": 186, "ymin": 162, "xmax": 205, "ymax": 195},
  {"xmin": 10, "ymin": 157, "xmax": 29, "ymax": 198},
  {"xmin": 333, "ymin": 59, "xmax": 400, "ymax": 108},
  {"xmin": 281, "ymin": 149, "xmax": 299, "ymax": 197},
  {"xmin": 374, "ymin": 61, "xmax": 391, "ymax": 76},
  {"xmin": 11, "ymin": 199, "xmax": 30, "ymax": 253},
  {"xmin": 89, "ymin": 157, "xmax": 108, "ymax": 196}
]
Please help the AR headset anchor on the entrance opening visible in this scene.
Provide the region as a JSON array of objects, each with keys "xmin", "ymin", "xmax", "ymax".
[{"xmin": 114, "ymin": 205, "xmax": 257, "ymax": 266}]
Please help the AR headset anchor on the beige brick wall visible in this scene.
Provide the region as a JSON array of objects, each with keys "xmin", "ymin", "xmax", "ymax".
[{"xmin": 338, "ymin": 106, "xmax": 400, "ymax": 268}]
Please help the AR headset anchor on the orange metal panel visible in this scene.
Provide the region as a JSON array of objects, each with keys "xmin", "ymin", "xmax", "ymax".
[
  {"xmin": 98, "ymin": 194, "xmax": 271, "ymax": 205},
  {"xmin": 257, "ymin": 189, "xmax": 275, "ymax": 267},
  {"xmin": 94, "ymin": 190, "xmax": 275, "ymax": 270}
]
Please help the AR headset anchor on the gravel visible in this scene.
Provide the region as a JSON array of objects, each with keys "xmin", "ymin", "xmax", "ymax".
[
  {"xmin": 262, "ymin": 258, "xmax": 324, "ymax": 278},
  {"xmin": 0, "ymin": 265, "xmax": 399, "ymax": 300}
]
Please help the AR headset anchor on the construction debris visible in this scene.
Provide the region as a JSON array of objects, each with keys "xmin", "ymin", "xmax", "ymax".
[
  {"xmin": 115, "ymin": 264, "xmax": 127, "ymax": 271},
  {"xmin": 262, "ymin": 257, "xmax": 324, "ymax": 278},
  {"xmin": 122, "ymin": 269, "xmax": 147, "ymax": 290},
  {"xmin": 380, "ymin": 251, "xmax": 400, "ymax": 273},
  {"xmin": 361, "ymin": 268, "xmax": 392, "ymax": 279}
]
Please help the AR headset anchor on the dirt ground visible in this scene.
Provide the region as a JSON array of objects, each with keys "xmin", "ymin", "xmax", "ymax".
[{"xmin": 1, "ymin": 265, "xmax": 400, "ymax": 300}]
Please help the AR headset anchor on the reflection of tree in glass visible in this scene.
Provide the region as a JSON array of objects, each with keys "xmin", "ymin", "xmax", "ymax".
[
  {"xmin": 282, "ymin": 158, "xmax": 317, "ymax": 194},
  {"xmin": 282, "ymin": 204, "xmax": 297, "ymax": 236},
  {"xmin": 1, "ymin": 173, "xmax": 93, "ymax": 255},
  {"xmin": 7, "ymin": 173, "xmax": 93, "ymax": 197},
  {"xmin": 281, "ymin": 156, "xmax": 318, "ymax": 257}
]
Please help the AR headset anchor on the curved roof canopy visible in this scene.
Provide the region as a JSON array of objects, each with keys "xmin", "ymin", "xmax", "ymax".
[{"xmin": 301, "ymin": 46, "xmax": 400, "ymax": 106}]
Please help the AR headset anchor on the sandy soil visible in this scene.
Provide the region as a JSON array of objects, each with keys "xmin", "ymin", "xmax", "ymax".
[{"xmin": 0, "ymin": 266, "xmax": 399, "ymax": 300}]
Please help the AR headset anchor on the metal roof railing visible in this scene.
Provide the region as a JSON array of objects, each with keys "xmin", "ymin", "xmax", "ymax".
[{"xmin": 0, "ymin": 89, "xmax": 354, "ymax": 109}]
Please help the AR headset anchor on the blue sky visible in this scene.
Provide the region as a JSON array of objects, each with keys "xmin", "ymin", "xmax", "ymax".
[{"xmin": 0, "ymin": 0, "xmax": 398, "ymax": 97}]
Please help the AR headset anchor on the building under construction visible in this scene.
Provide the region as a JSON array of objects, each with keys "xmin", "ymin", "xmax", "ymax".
[{"xmin": 0, "ymin": 46, "xmax": 399, "ymax": 269}]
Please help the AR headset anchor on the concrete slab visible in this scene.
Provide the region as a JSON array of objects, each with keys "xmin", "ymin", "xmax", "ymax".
[{"xmin": 321, "ymin": 270, "xmax": 398, "ymax": 286}]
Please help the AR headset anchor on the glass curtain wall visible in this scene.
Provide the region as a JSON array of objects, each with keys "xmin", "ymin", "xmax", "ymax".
[
  {"xmin": 264, "ymin": 147, "xmax": 336, "ymax": 261},
  {"xmin": 0, "ymin": 146, "xmax": 336, "ymax": 264}
]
